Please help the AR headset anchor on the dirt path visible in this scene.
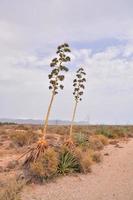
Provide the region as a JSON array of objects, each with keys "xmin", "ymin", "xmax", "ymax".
[{"xmin": 22, "ymin": 139, "xmax": 133, "ymax": 200}]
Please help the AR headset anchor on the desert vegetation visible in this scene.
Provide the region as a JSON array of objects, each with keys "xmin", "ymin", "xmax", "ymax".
[
  {"xmin": 65, "ymin": 67, "xmax": 86, "ymax": 146},
  {"xmin": 0, "ymin": 123, "xmax": 133, "ymax": 199}
]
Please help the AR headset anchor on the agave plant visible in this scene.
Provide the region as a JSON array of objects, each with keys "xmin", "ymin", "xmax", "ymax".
[
  {"xmin": 65, "ymin": 67, "xmax": 86, "ymax": 147},
  {"xmin": 42, "ymin": 43, "xmax": 71, "ymax": 140},
  {"xmin": 21, "ymin": 43, "xmax": 71, "ymax": 164},
  {"xmin": 58, "ymin": 149, "xmax": 80, "ymax": 174}
]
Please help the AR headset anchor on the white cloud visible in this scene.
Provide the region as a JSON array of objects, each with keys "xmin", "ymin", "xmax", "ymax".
[
  {"xmin": 1, "ymin": 43, "xmax": 133, "ymax": 123},
  {"xmin": 0, "ymin": 0, "xmax": 133, "ymax": 123}
]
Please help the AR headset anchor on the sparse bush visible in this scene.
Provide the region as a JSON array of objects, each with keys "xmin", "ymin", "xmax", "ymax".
[
  {"xmin": 89, "ymin": 136, "xmax": 104, "ymax": 150},
  {"xmin": 73, "ymin": 132, "xmax": 88, "ymax": 147},
  {"xmin": 74, "ymin": 147, "xmax": 83, "ymax": 160},
  {"xmin": 0, "ymin": 179, "xmax": 24, "ymax": 200},
  {"xmin": 96, "ymin": 134, "xmax": 109, "ymax": 145},
  {"xmin": 112, "ymin": 128, "xmax": 126, "ymax": 138},
  {"xmin": 58, "ymin": 148, "xmax": 80, "ymax": 175},
  {"xmin": 29, "ymin": 148, "xmax": 58, "ymax": 182},
  {"xmin": 10, "ymin": 131, "xmax": 38, "ymax": 147},
  {"xmin": 96, "ymin": 127, "xmax": 118, "ymax": 139},
  {"xmin": 79, "ymin": 150, "xmax": 93, "ymax": 173}
]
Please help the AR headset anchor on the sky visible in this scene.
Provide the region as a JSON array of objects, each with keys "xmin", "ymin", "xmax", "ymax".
[{"xmin": 0, "ymin": 0, "xmax": 133, "ymax": 124}]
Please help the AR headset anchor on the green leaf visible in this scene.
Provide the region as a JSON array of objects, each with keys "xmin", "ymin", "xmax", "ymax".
[
  {"xmin": 49, "ymin": 86, "xmax": 52, "ymax": 90},
  {"xmin": 66, "ymin": 56, "xmax": 71, "ymax": 61},
  {"xmin": 58, "ymin": 75, "xmax": 64, "ymax": 81},
  {"xmin": 48, "ymin": 74, "xmax": 52, "ymax": 79},
  {"xmin": 73, "ymin": 79, "xmax": 77, "ymax": 83},
  {"xmin": 60, "ymin": 85, "xmax": 64, "ymax": 89},
  {"xmin": 60, "ymin": 65, "xmax": 69, "ymax": 72},
  {"xmin": 76, "ymin": 74, "xmax": 82, "ymax": 78},
  {"xmin": 82, "ymin": 78, "xmax": 86, "ymax": 82},
  {"xmin": 64, "ymin": 48, "xmax": 71, "ymax": 52},
  {"xmin": 50, "ymin": 63, "xmax": 55, "ymax": 67},
  {"xmin": 79, "ymin": 91, "xmax": 83, "ymax": 95},
  {"xmin": 50, "ymin": 80, "xmax": 56, "ymax": 85},
  {"xmin": 63, "ymin": 43, "xmax": 69, "ymax": 47}
]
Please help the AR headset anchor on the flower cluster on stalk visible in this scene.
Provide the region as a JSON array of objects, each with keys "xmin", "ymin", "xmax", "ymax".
[
  {"xmin": 73, "ymin": 67, "xmax": 86, "ymax": 102},
  {"xmin": 48, "ymin": 43, "xmax": 71, "ymax": 95}
]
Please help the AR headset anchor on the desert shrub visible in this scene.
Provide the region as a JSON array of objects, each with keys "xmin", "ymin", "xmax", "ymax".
[
  {"xmin": 79, "ymin": 150, "xmax": 93, "ymax": 173},
  {"xmin": 73, "ymin": 132, "xmax": 89, "ymax": 147},
  {"xmin": 0, "ymin": 179, "xmax": 24, "ymax": 200},
  {"xmin": 96, "ymin": 134, "xmax": 109, "ymax": 145},
  {"xmin": 88, "ymin": 136, "xmax": 104, "ymax": 150},
  {"xmin": 58, "ymin": 148, "xmax": 80, "ymax": 175},
  {"xmin": 29, "ymin": 148, "xmax": 58, "ymax": 182},
  {"xmin": 10, "ymin": 131, "xmax": 38, "ymax": 147},
  {"xmin": 111, "ymin": 128, "xmax": 126, "ymax": 138},
  {"xmin": 74, "ymin": 147, "xmax": 83, "ymax": 160},
  {"xmin": 96, "ymin": 127, "xmax": 116, "ymax": 139},
  {"xmin": 92, "ymin": 151, "xmax": 103, "ymax": 163}
]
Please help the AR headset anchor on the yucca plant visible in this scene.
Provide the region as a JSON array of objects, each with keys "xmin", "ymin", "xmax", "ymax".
[
  {"xmin": 65, "ymin": 67, "xmax": 86, "ymax": 147},
  {"xmin": 58, "ymin": 149, "xmax": 80, "ymax": 174},
  {"xmin": 21, "ymin": 43, "xmax": 71, "ymax": 164}
]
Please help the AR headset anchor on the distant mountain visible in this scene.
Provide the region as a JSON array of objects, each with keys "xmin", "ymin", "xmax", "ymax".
[{"xmin": 0, "ymin": 118, "xmax": 89, "ymax": 125}]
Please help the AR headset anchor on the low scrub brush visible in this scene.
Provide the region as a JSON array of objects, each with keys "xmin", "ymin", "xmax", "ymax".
[
  {"xmin": 10, "ymin": 131, "xmax": 38, "ymax": 147},
  {"xmin": 28, "ymin": 147, "xmax": 58, "ymax": 182},
  {"xmin": 89, "ymin": 136, "xmax": 104, "ymax": 150},
  {"xmin": 73, "ymin": 132, "xmax": 89, "ymax": 147},
  {"xmin": 79, "ymin": 150, "xmax": 93, "ymax": 173},
  {"xmin": 96, "ymin": 134, "xmax": 109, "ymax": 145}
]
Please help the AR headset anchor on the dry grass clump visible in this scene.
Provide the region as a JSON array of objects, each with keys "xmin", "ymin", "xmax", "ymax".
[
  {"xmin": 73, "ymin": 132, "xmax": 89, "ymax": 147},
  {"xmin": 79, "ymin": 150, "xmax": 93, "ymax": 173},
  {"xmin": 88, "ymin": 136, "xmax": 104, "ymax": 150},
  {"xmin": 96, "ymin": 126, "xmax": 128, "ymax": 139},
  {"xmin": 10, "ymin": 131, "xmax": 38, "ymax": 147},
  {"xmin": 111, "ymin": 128, "xmax": 127, "ymax": 138},
  {"xmin": 96, "ymin": 127, "xmax": 115, "ymax": 138},
  {"xmin": 28, "ymin": 147, "xmax": 58, "ymax": 182},
  {"xmin": 0, "ymin": 179, "xmax": 25, "ymax": 200},
  {"xmin": 96, "ymin": 134, "xmax": 109, "ymax": 145}
]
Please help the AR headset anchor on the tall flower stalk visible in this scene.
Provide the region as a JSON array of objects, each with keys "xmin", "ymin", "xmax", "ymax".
[
  {"xmin": 70, "ymin": 67, "xmax": 86, "ymax": 137},
  {"xmin": 42, "ymin": 43, "xmax": 71, "ymax": 140},
  {"xmin": 65, "ymin": 67, "xmax": 86, "ymax": 147}
]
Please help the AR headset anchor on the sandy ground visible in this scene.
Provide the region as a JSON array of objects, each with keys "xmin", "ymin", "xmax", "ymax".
[{"xmin": 22, "ymin": 139, "xmax": 133, "ymax": 200}]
